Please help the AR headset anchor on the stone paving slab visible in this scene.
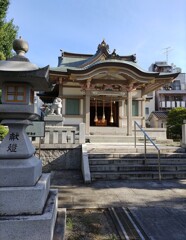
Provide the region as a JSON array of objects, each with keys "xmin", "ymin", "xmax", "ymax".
[
  {"xmin": 130, "ymin": 207, "xmax": 186, "ymax": 240},
  {"xmin": 51, "ymin": 171, "xmax": 186, "ymax": 208},
  {"xmin": 51, "ymin": 170, "xmax": 186, "ymax": 239}
]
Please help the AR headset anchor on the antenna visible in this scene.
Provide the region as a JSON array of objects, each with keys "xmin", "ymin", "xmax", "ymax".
[{"xmin": 162, "ymin": 47, "xmax": 173, "ymax": 63}]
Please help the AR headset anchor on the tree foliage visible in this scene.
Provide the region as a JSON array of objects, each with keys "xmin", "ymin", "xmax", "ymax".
[
  {"xmin": 0, "ymin": 0, "xmax": 18, "ymax": 60},
  {"xmin": 0, "ymin": 125, "xmax": 8, "ymax": 141},
  {"xmin": 167, "ymin": 107, "xmax": 186, "ymax": 140}
]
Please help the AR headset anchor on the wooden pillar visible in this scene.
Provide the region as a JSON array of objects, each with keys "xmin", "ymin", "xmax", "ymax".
[
  {"xmin": 119, "ymin": 100, "xmax": 125, "ymax": 128},
  {"xmin": 85, "ymin": 90, "xmax": 90, "ymax": 135},
  {"xmin": 141, "ymin": 97, "xmax": 146, "ymax": 128},
  {"xmin": 58, "ymin": 79, "xmax": 63, "ymax": 98},
  {"xmin": 127, "ymin": 91, "xmax": 132, "ymax": 135}
]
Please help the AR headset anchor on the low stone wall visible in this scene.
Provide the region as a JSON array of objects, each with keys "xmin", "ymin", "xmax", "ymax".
[{"xmin": 35, "ymin": 145, "xmax": 82, "ymax": 172}]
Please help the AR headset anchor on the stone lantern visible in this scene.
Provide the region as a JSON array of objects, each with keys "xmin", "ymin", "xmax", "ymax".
[{"xmin": 0, "ymin": 38, "xmax": 58, "ymax": 240}]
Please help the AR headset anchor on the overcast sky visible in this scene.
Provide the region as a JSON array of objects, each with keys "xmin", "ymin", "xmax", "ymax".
[{"xmin": 7, "ymin": 0, "xmax": 186, "ymax": 72}]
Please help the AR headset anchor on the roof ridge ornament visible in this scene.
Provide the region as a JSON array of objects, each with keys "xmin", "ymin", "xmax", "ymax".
[
  {"xmin": 108, "ymin": 49, "xmax": 121, "ymax": 60},
  {"xmin": 97, "ymin": 39, "xmax": 109, "ymax": 54}
]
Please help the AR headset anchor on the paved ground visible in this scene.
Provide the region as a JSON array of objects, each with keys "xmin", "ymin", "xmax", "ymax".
[{"xmin": 51, "ymin": 170, "xmax": 186, "ymax": 240}]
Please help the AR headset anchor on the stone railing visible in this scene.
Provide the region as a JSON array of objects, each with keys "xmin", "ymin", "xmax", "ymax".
[
  {"xmin": 33, "ymin": 123, "xmax": 85, "ymax": 145},
  {"xmin": 44, "ymin": 126, "xmax": 77, "ymax": 144}
]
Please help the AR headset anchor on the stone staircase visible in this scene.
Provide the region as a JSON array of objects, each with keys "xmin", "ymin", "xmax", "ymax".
[{"xmin": 86, "ymin": 143, "xmax": 186, "ymax": 181}]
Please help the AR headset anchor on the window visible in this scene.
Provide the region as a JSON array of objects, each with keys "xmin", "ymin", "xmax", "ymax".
[
  {"xmin": 174, "ymin": 96, "xmax": 182, "ymax": 101},
  {"xmin": 172, "ymin": 80, "xmax": 181, "ymax": 90},
  {"xmin": 145, "ymin": 107, "xmax": 149, "ymax": 115},
  {"xmin": 132, "ymin": 100, "xmax": 138, "ymax": 116},
  {"xmin": 66, "ymin": 98, "xmax": 80, "ymax": 115},
  {"xmin": 6, "ymin": 85, "xmax": 26, "ymax": 102}
]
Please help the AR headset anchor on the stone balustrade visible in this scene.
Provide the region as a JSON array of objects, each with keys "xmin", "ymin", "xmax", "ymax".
[{"xmin": 33, "ymin": 123, "xmax": 85, "ymax": 145}]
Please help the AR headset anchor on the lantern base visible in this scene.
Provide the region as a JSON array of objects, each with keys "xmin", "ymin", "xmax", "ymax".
[
  {"xmin": 0, "ymin": 156, "xmax": 42, "ymax": 187},
  {"xmin": 0, "ymin": 189, "xmax": 58, "ymax": 240}
]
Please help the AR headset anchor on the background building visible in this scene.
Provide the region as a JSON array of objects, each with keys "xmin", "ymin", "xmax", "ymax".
[{"xmin": 147, "ymin": 61, "xmax": 186, "ymax": 127}]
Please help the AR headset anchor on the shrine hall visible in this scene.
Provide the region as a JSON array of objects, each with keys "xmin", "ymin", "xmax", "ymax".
[{"xmin": 40, "ymin": 40, "xmax": 178, "ymax": 135}]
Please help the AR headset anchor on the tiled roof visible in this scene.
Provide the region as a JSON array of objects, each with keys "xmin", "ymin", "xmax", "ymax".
[
  {"xmin": 49, "ymin": 41, "xmax": 179, "ymax": 81},
  {"xmin": 50, "ymin": 40, "xmax": 138, "ymax": 73},
  {"xmin": 150, "ymin": 111, "xmax": 168, "ymax": 119}
]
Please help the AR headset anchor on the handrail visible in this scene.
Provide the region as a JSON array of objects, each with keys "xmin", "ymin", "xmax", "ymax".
[{"xmin": 134, "ymin": 121, "xmax": 161, "ymax": 181}]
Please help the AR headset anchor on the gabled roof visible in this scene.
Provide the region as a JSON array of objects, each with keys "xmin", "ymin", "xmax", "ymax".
[
  {"xmin": 50, "ymin": 40, "xmax": 179, "ymax": 93},
  {"xmin": 51, "ymin": 40, "xmax": 137, "ymax": 73},
  {"xmin": 148, "ymin": 111, "xmax": 168, "ymax": 121}
]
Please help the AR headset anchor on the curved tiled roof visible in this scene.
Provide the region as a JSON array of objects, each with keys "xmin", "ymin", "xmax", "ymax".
[{"xmin": 50, "ymin": 40, "xmax": 179, "ymax": 82}]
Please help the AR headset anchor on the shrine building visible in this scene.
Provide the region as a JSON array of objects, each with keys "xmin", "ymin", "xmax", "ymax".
[{"xmin": 40, "ymin": 40, "xmax": 178, "ymax": 135}]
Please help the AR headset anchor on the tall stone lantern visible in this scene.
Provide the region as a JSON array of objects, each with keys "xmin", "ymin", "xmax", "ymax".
[{"xmin": 0, "ymin": 38, "xmax": 58, "ymax": 240}]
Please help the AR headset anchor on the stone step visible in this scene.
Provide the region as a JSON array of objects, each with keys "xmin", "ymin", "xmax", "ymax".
[
  {"xmin": 87, "ymin": 147, "xmax": 185, "ymax": 154},
  {"xmin": 87, "ymin": 136, "xmax": 146, "ymax": 143},
  {"xmin": 91, "ymin": 171, "xmax": 186, "ymax": 180},
  {"xmin": 89, "ymin": 158, "xmax": 186, "ymax": 165},
  {"xmin": 88, "ymin": 153, "xmax": 186, "ymax": 161},
  {"xmin": 86, "ymin": 137, "xmax": 177, "ymax": 145},
  {"xmin": 90, "ymin": 164, "xmax": 186, "ymax": 172},
  {"xmin": 86, "ymin": 143, "xmax": 186, "ymax": 181}
]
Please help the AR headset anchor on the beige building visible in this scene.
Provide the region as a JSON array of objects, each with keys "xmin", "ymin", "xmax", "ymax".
[
  {"xmin": 148, "ymin": 111, "xmax": 168, "ymax": 128},
  {"xmin": 40, "ymin": 40, "xmax": 178, "ymax": 135}
]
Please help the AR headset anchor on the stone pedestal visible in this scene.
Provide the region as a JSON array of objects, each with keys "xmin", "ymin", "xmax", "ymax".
[
  {"xmin": 0, "ymin": 120, "xmax": 58, "ymax": 240},
  {"xmin": 0, "ymin": 157, "xmax": 42, "ymax": 187},
  {"xmin": 44, "ymin": 114, "xmax": 64, "ymax": 126},
  {"xmin": 0, "ymin": 174, "xmax": 50, "ymax": 215},
  {"xmin": 0, "ymin": 190, "xmax": 58, "ymax": 240}
]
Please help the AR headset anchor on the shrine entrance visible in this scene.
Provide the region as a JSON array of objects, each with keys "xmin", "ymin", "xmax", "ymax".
[{"xmin": 90, "ymin": 97, "xmax": 119, "ymax": 127}]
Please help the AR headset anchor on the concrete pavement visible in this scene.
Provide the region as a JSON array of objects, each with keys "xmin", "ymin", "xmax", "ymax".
[{"xmin": 51, "ymin": 170, "xmax": 186, "ymax": 240}]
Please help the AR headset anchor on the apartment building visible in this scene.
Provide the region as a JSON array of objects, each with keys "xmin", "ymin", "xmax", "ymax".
[{"xmin": 147, "ymin": 61, "xmax": 186, "ymax": 127}]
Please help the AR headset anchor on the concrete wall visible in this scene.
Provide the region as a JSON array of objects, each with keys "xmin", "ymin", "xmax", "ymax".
[{"xmin": 35, "ymin": 145, "xmax": 82, "ymax": 172}]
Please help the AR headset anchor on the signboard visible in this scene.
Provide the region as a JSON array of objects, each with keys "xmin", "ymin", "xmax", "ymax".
[{"xmin": 26, "ymin": 121, "xmax": 45, "ymax": 137}]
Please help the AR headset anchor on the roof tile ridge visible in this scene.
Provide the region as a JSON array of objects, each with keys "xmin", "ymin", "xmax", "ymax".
[
  {"xmin": 63, "ymin": 51, "xmax": 93, "ymax": 58},
  {"xmin": 79, "ymin": 51, "xmax": 106, "ymax": 68}
]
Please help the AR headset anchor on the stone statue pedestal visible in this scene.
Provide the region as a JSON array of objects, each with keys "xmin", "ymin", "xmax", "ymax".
[{"xmin": 44, "ymin": 114, "xmax": 64, "ymax": 126}]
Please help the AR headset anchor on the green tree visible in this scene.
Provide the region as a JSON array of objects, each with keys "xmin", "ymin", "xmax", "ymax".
[
  {"xmin": 167, "ymin": 107, "xmax": 186, "ymax": 140},
  {"xmin": 0, "ymin": 125, "xmax": 8, "ymax": 141},
  {"xmin": 0, "ymin": 0, "xmax": 18, "ymax": 60}
]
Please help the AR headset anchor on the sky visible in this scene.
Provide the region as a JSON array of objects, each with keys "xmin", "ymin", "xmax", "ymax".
[{"xmin": 6, "ymin": 0, "xmax": 186, "ymax": 72}]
